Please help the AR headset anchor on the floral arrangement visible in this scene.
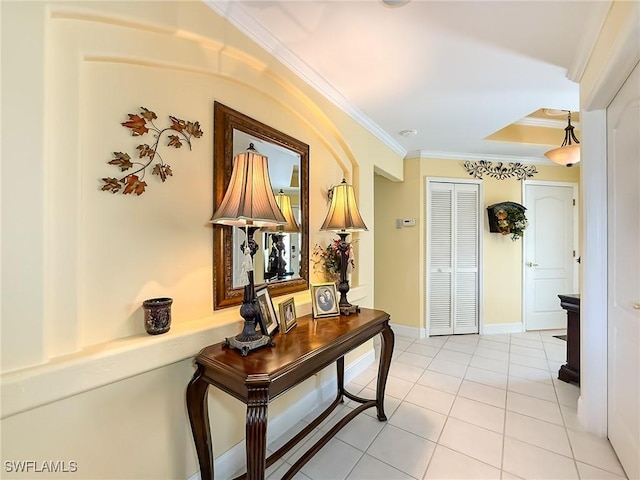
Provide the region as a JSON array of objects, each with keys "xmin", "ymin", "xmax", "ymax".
[
  {"xmin": 312, "ymin": 239, "xmax": 355, "ymax": 282},
  {"xmin": 496, "ymin": 205, "xmax": 528, "ymax": 241}
]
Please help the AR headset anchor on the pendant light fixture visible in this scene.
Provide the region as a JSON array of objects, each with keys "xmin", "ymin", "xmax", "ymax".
[{"xmin": 544, "ymin": 111, "xmax": 580, "ymax": 167}]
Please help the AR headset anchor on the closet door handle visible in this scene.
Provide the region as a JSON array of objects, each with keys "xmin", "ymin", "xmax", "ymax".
[{"xmin": 526, "ymin": 262, "xmax": 539, "ymax": 267}]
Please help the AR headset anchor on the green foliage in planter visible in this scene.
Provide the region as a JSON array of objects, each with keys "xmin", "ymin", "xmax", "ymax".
[{"xmin": 495, "ymin": 205, "xmax": 528, "ymax": 241}]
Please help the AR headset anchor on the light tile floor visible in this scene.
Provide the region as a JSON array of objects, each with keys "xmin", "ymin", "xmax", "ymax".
[{"xmin": 261, "ymin": 330, "xmax": 627, "ymax": 480}]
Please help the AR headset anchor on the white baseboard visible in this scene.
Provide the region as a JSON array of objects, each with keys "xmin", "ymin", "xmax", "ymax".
[
  {"xmin": 482, "ymin": 322, "xmax": 523, "ymax": 335},
  {"xmin": 188, "ymin": 347, "xmax": 376, "ymax": 480},
  {"xmin": 389, "ymin": 322, "xmax": 522, "ymax": 338},
  {"xmin": 389, "ymin": 322, "xmax": 425, "ymax": 339}
]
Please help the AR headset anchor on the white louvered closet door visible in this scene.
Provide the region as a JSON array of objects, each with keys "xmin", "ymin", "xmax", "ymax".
[{"xmin": 428, "ymin": 182, "xmax": 479, "ymax": 335}]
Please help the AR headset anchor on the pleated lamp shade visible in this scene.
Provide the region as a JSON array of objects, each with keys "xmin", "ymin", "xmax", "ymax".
[
  {"xmin": 320, "ymin": 179, "xmax": 368, "ymax": 232},
  {"xmin": 263, "ymin": 190, "xmax": 300, "ymax": 233},
  {"xmin": 211, "ymin": 144, "xmax": 286, "ymax": 227}
]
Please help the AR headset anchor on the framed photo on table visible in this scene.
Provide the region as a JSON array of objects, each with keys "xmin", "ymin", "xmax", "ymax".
[
  {"xmin": 279, "ymin": 297, "xmax": 297, "ymax": 332},
  {"xmin": 255, "ymin": 285, "xmax": 279, "ymax": 336},
  {"xmin": 311, "ymin": 282, "xmax": 340, "ymax": 318}
]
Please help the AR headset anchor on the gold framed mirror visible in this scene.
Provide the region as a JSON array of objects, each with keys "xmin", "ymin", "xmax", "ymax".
[{"xmin": 213, "ymin": 102, "xmax": 309, "ymax": 309}]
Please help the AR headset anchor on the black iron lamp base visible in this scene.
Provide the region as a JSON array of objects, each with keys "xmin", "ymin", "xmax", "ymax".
[
  {"xmin": 335, "ymin": 232, "xmax": 362, "ymax": 316},
  {"xmin": 339, "ymin": 303, "xmax": 361, "ymax": 316},
  {"xmin": 224, "ymin": 333, "xmax": 273, "ymax": 357},
  {"xmin": 224, "ymin": 237, "xmax": 275, "ymax": 356}
]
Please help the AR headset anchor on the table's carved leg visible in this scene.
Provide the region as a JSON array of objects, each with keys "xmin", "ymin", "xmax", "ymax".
[
  {"xmin": 187, "ymin": 366, "xmax": 214, "ymax": 480},
  {"xmin": 245, "ymin": 382, "xmax": 269, "ymax": 480},
  {"xmin": 376, "ymin": 323, "xmax": 395, "ymax": 421},
  {"xmin": 336, "ymin": 356, "xmax": 345, "ymax": 402}
]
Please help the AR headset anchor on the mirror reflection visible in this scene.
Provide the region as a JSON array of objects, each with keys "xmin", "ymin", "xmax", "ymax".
[
  {"xmin": 213, "ymin": 102, "xmax": 309, "ymax": 310},
  {"xmin": 231, "ymin": 131, "xmax": 302, "ymax": 288}
]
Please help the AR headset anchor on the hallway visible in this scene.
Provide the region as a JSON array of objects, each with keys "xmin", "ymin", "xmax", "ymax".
[{"xmin": 262, "ymin": 330, "xmax": 626, "ymax": 479}]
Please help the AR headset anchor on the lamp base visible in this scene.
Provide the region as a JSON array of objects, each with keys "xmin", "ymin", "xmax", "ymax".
[
  {"xmin": 339, "ymin": 302, "xmax": 361, "ymax": 316},
  {"xmin": 225, "ymin": 296, "xmax": 274, "ymax": 356},
  {"xmin": 224, "ymin": 333, "xmax": 273, "ymax": 357},
  {"xmin": 335, "ymin": 232, "xmax": 362, "ymax": 316}
]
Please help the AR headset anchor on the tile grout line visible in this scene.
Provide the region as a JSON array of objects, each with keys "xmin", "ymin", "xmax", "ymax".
[
  {"xmin": 412, "ymin": 335, "xmax": 448, "ymax": 478},
  {"xmin": 499, "ymin": 332, "xmax": 514, "ymax": 476},
  {"xmin": 372, "ymin": 333, "xmax": 599, "ymax": 474},
  {"xmin": 270, "ymin": 331, "xmax": 628, "ymax": 480},
  {"xmin": 545, "ymin": 334, "xmax": 583, "ymax": 479},
  {"xmin": 423, "ymin": 336, "xmax": 484, "ymax": 477},
  {"xmin": 356, "ymin": 334, "xmax": 441, "ymax": 479},
  {"xmin": 394, "ymin": 335, "xmax": 476, "ymax": 478}
]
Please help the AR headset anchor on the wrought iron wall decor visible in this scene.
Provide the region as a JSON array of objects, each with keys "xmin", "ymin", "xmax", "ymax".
[
  {"xmin": 101, "ymin": 107, "xmax": 203, "ymax": 196},
  {"xmin": 463, "ymin": 160, "xmax": 537, "ymax": 180}
]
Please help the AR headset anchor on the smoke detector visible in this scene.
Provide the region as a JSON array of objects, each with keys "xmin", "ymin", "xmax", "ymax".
[
  {"xmin": 399, "ymin": 129, "xmax": 418, "ymax": 137},
  {"xmin": 382, "ymin": 0, "xmax": 411, "ymax": 7}
]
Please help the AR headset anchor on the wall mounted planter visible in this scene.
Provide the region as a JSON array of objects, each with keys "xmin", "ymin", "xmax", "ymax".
[{"xmin": 487, "ymin": 201, "xmax": 527, "ymax": 233}]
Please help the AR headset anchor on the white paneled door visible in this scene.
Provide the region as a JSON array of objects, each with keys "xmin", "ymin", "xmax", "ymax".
[
  {"xmin": 607, "ymin": 62, "xmax": 639, "ymax": 480},
  {"xmin": 524, "ymin": 182, "xmax": 577, "ymax": 331},
  {"xmin": 428, "ymin": 181, "xmax": 480, "ymax": 336}
]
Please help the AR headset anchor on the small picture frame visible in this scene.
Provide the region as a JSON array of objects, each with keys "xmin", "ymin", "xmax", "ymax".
[
  {"xmin": 255, "ymin": 285, "xmax": 279, "ymax": 336},
  {"xmin": 279, "ymin": 297, "xmax": 297, "ymax": 333},
  {"xmin": 311, "ymin": 282, "xmax": 340, "ymax": 318}
]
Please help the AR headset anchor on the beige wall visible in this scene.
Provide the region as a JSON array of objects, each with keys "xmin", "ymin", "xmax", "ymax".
[
  {"xmin": 0, "ymin": 1, "xmax": 403, "ymax": 478},
  {"xmin": 375, "ymin": 157, "xmax": 580, "ymax": 331},
  {"xmin": 374, "ymin": 160, "xmax": 424, "ymax": 328}
]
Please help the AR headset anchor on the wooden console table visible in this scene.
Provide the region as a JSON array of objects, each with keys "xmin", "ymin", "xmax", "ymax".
[
  {"xmin": 558, "ymin": 294, "xmax": 580, "ymax": 384},
  {"xmin": 186, "ymin": 308, "xmax": 394, "ymax": 480}
]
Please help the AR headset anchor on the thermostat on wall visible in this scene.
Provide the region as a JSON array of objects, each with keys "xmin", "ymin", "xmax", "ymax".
[{"xmin": 396, "ymin": 218, "xmax": 416, "ymax": 228}]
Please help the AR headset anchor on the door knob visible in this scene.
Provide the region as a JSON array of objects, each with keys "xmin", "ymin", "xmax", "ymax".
[
  {"xmin": 526, "ymin": 262, "xmax": 539, "ymax": 267},
  {"xmin": 633, "ymin": 303, "xmax": 640, "ymax": 310}
]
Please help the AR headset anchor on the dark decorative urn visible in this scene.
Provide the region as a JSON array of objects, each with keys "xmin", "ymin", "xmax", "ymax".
[{"xmin": 142, "ymin": 297, "xmax": 173, "ymax": 335}]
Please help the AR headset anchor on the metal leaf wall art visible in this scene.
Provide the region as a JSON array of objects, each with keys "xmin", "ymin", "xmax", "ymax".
[
  {"xmin": 101, "ymin": 107, "xmax": 203, "ymax": 195},
  {"xmin": 462, "ymin": 160, "xmax": 537, "ymax": 180}
]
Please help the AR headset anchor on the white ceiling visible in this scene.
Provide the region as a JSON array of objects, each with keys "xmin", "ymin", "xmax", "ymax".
[{"xmin": 209, "ymin": 1, "xmax": 609, "ymax": 162}]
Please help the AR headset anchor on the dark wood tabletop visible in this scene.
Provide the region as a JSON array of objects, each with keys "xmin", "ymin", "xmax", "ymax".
[{"xmin": 195, "ymin": 308, "xmax": 391, "ymax": 402}]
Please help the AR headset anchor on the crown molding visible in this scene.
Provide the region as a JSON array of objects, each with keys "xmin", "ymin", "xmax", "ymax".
[
  {"xmin": 411, "ymin": 150, "xmax": 561, "ymax": 166},
  {"xmin": 567, "ymin": 1, "xmax": 613, "ymax": 83},
  {"xmin": 584, "ymin": 1, "xmax": 640, "ymax": 109},
  {"xmin": 515, "ymin": 117, "xmax": 581, "ymax": 129},
  {"xmin": 205, "ymin": 0, "xmax": 407, "ymax": 158}
]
